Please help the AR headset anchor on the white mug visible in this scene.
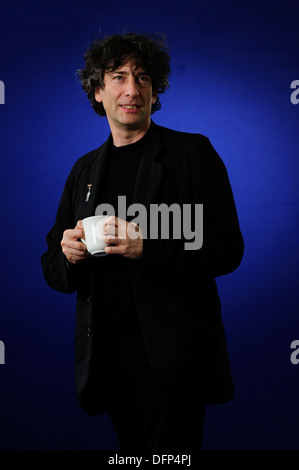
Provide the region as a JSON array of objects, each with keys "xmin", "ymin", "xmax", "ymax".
[{"xmin": 81, "ymin": 215, "xmax": 111, "ymax": 256}]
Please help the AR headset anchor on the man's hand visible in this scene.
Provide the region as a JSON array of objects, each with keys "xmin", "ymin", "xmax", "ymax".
[
  {"xmin": 61, "ymin": 220, "xmax": 91, "ymax": 265},
  {"xmin": 103, "ymin": 216, "xmax": 143, "ymax": 260}
]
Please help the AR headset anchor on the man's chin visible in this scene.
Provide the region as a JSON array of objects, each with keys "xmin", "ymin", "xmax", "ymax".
[{"xmin": 119, "ymin": 116, "xmax": 149, "ymax": 130}]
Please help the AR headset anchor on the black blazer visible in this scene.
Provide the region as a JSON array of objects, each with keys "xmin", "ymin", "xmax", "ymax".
[{"xmin": 41, "ymin": 121, "xmax": 244, "ymax": 415}]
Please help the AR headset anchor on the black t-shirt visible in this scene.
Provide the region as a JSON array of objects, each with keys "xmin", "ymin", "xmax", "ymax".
[
  {"xmin": 104, "ymin": 137, "xmax": 144, "ymax": 215},
  {"xmin": 95, "ymin": 136, "xmax": 146, "ymax": 375}
]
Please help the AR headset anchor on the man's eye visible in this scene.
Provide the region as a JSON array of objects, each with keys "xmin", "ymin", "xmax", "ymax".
[
  {"xmin": 111, "ymin": 75, "xmax": 124, "ymax": 82},
  {"xmin": 138, "ymin": 76, "xmax": 149, "ymax": 83}
]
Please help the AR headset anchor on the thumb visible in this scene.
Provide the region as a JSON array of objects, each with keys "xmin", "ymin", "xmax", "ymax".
[{"xmin": 76, "ymin": 220, "xmax": 83, "ymax": 229}]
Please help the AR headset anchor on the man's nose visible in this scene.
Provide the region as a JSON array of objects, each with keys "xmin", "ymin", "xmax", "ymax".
[{"xmin": 125, "ymin": 77, "xmax": 139, "ymax": 96}]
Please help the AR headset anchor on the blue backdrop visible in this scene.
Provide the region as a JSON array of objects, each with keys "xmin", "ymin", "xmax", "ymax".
[{"xmin": 0, "ymin": 0, "xmax": 298, "ymax": 450}]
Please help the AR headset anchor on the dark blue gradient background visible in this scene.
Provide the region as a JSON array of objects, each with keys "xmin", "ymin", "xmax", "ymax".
[{"xmin": 0, "ymin": 0, "xmax": 298, "ymax": 450}]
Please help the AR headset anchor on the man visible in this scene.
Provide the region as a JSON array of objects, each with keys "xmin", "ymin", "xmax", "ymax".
[{"xmin": 41, "ymin": 32, "xmax": 244, "ymax": 451}]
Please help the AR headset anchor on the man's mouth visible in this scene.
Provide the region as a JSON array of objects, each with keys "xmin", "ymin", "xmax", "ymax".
[{"xmin": 120, "ymin": 105, "xmax": 140, "ymax": 109}]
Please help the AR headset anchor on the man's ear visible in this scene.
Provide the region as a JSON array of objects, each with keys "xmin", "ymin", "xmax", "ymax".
[
  {"xmin": 152, "ymin": 91, "xmax": 158, "ymax": 104},
  {"xmin": 95, "ymin": 88, "xmax": 102, "ymax": 103}
]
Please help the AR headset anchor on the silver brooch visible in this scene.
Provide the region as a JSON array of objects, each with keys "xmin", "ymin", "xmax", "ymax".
[{"xmin": 85, "ymin": 184, "xmax": 92, "ymax": 202}]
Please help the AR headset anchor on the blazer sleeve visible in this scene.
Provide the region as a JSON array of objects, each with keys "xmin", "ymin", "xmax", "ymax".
[
  {"xmin": 41, "ymin": 161, "xmax": 86, "ymax": 294},
  {"xmin": 139, "ymin": 135, "xmax": 244, "ymax": 281}
]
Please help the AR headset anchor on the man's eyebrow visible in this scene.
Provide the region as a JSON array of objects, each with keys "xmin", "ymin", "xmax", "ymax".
[
  {"xmin": 110, "ymin": 70, "xmax": 128, "ymax": 75},
  {"xmin": 105, "ymin": 71, "xmax": 124, "ymax": 78},
  {"xmin": 109, "ymin": 70, "xmax": 149, "ymax": 76}
]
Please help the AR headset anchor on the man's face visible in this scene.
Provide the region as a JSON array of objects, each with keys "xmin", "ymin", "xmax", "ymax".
[{"xmin": 94, "ymin": 61, "xmax": 157, "ymax": 134}]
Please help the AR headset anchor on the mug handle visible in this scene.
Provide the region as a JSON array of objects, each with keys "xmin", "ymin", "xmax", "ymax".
[{"xmin": 81, "ymin": 238, "xmax": 86, "ymax": 245}]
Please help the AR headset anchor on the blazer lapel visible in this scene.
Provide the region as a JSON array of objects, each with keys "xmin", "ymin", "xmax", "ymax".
[
  {"xmin": 77, "ymin": 135, "xmax": 113, "ymax": 221},
  {"xmin": 133, "ymin": 122, "xmax": 165, "ymax": 207}
]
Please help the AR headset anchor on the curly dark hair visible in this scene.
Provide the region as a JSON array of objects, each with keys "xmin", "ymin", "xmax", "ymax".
[{"xmin": 77, "ymin": 32, "xmax": 171, "ymax": 116}]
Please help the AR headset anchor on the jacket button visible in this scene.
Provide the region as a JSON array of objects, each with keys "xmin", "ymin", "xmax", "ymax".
[
  {"xmin": 87, "ymin": 296, "xmax": 92, "ymax": 303},
  {"xmin": 87, "ymin": 328, "xmax": 91, "ymax": 338}
]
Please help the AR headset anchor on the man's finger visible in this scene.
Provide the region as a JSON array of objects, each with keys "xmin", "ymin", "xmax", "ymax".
[
  {"xmin": 103, "ymin": 225, "xmax": 118, "ymax": 236},
  {"xmin": 105, "ymin": 244, "xmax": 124, "ymax": 255},
  {"xmin": 67, "ymin": 248, "xmax": 88, "ymax": 258},
  {"xmin": 104, "ymin": 215, "xmax": 118, "ymax": 226},
  {"xmin": 105, "ymin": 236, "xmax": 120, "ymax": 245},
  {"xmin": 76, "ymin": 220, "xmax": 84, "ymax": 229}
]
